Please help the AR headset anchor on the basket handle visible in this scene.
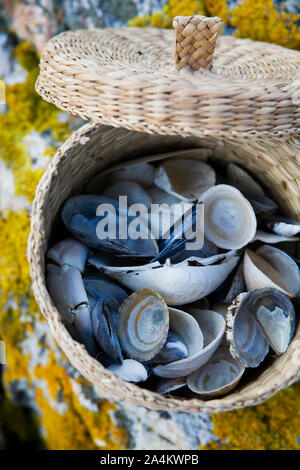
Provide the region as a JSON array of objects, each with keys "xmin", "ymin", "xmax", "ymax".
[{"xmin": 173, "ymin": 15, "xmax": 222, "ymax": 71}]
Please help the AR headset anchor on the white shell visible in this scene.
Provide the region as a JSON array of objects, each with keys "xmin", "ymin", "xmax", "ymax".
[
  {"xmin": 187, "ymin": 345, "xmax": 245, "ymax": 397},
  {"xmin": 154, "ymin": 158, "xmax": 216, "ymax": 201},
  {"xmin": 117, "ymin": 288, "xmax": 169, "ymax": 362},
  {"xmin": 89, "ymin": 252, "xmax": 240, "ymax": 306},
  {"xmin": 153, "ymin": 308, "xmax": 225, "ymax": 378},
  {"xmin": 103, "ymin": 180, "xmax": 152, "ymax": 208},
  {"xmin": 156, "ymin": 377, "xmax": 186, "ymax": 395},
  {"xmin": 147, "ymin": 186, "xmax": 183, "ymax": 206},
  {"xmin": 250, "ymin": 288, "xmax": 296, "ymax": 355},
  {"xmin": 107, "ymin": 359, "xmax": 148, "ymax": 383},
  {"xmin": 243, "ymin": 245, "xmax": 300, "ymax": 298},
  {"xmin": 88, "ymin": 161, "xmax": 155, "ymax": 192},
  {"xmin": 252, "ymin": 230, "xmax": 300, "ymax": 244},
  {"xmin": 226, "ymin": 293, "xmax": 269, "ymax": 368},
  {"xmin": 227, "ymin": 163, "xmax": 265, "ymax": 195},
  {"xmin": 47, "ymin": 238, "xmax": 89, "ymax": 272},
  {"xmin": 266, "ymin": 217, "xmax": 300, "ymax": 237},
  {"xmin": 87, "ymin": 148, "xmax": 212, "ymax": 193},
  {"xmin": 200, "ymin": 184, "xmax": 257, "ymax": 249},
  {"xmin": 152, "ymin": 307, "xmax": 204, "ymax": 378}
]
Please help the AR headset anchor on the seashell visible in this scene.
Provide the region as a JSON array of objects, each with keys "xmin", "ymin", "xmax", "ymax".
[
  {"xmin": 102, "ymin": 180, "xmax": 152, "ymax": 209},
  {"xmin": 153, "ymin": 308, "xmax": 225, "ymax": 378},
  {"xmin": 151, "ymin": 331, "xmax": 188, "ymax": 364},
  {"xmin": 200, "ymin": 184, "xmax": 257, "ymax": 249},
  {"xmin": 82, "ymin": 275, "xmax": 127, "ymax": 361},
  {"xmin": 243, "ymin": 245, "xmax": 300, "ymax": 298},
  {"xmin": 226, "ymin": 292, "xmax": 269, "ymax": 368},
  {"xmin": 154, "ymin": 158, "xmax": 216, "ymax": 201},
  {"xmin": 91, "ymin": 297, "xmax": 123, "ymax": 362},
  {"xmin": 86, "ymin": 149, "xmax": 211, "ymax": 193},
  {"xmin": 148, "ymin": 186, "xmax": 183, "ymax": 206},
  {"xmin": 240, "ymin": 190, "xmax": 277, "ymax": 215},
  {"xmin": 61, "ymin": 195, "xmax": 158, "ymax": 256},
  {"xmin": 187, "ymin": 345, "xmax": 245, "ymax": 397},
  {"xmin": 65, "ymin": 322, "xmax": 84, "ymax": 343},
  {"xmin": 187, "ymin": 297, "xmax": 210, "ymax": 311},
  {"xmin": 107, "ymin": 359, "xmax": 148, "ymax": 383},
  {"xmin": 210, "ymin": 303, "xmax": 228, "ymax": 318},
  {"xmin": 224, "ymin": 262, "xmax": 246, "ymax": 304},
  {"xmin": 83, "ymin": 275, "xmax": 128, "ymax": 305},
  {"xmin": 47, "ymin": 238, "xmax": 90, "ymax": 272},
  {"xmin": 117, "ymin": 288, "xmax": 169, "ymax": 362},
  {"xmin": 226, "ymin": 163, "xmax": 265, "ymax": 195},
  {"xmin": 89, "ymin": 251, "xmax": 240, "ymax": 305},
  {"xmin": 96, "ymin": 351, "xmax": 115, "ymax": 368},
  {"xmin": 170, "ymin": 237, "xmax": 218, "ymax": 264},
  {"xmin": 152, "ymin": 202, "xmax": 204, "ymax": 263},
  {"xmin": 251, "ymin": 230, "xmax": 300, "ymax": 244},
  {"xmin": 264, "ymin": 216, "xmax": 300, "ymax": 238},
  {"xmin": 46, "ymin": 263, "xmax": 97, "ymax": 355},
  {"xmin": 250, "ymin": 288, "xmax": 296, "ymax": 355},
  {"xmin": 87, "ymin": 161, "xmax": 156, "ymax": 192},
  {"xmin": 147, "ymin": 186, "xmax": 187, "ymax": 239},
  {"xmin": 215, "ymin": 262, "xmax": 246, "ymax": 305},
  {"xmin": 73, "ymin": 303, "xmax": 98, "ymax": 357},
  {"xmin": 156, "ymin": 377, "xmax": 186, "ymax": 395},
  {"xmin": 47, "ymin": 264, "xmax": 88, "ymax": 324}
]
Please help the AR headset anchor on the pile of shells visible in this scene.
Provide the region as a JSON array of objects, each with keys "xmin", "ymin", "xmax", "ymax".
[{"xmin": 46, "ymin": 149, "xmax": 299, "ymax": 398}]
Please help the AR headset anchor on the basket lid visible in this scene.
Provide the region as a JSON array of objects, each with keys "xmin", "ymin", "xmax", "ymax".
[{"xmin": 36, "ymin": 15, "xmax": 300, "ymax": 138}]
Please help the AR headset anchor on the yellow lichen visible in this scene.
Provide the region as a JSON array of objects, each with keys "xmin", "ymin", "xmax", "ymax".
[
  {"xmin": 230, "ymin": 0, "xmax": 300, "ymax": 50},
  {"xmin": 0, "ymin": 41, "xmax": 127, "ymax": 450},
  {"xmin": 128, "ymin": 0, "xmax": 205, "ymax": 28},
  {"xmin": 129, "ymin": 0, "xmax": 300, "ymax": 50},
  {"xmin": 164, "ymin": 0, "xmax": 205, "ymax": 18},
  {"xmin": 34, "ymin": 351, "xmax": 127, "ymax": 450},
  {"xmin": 0, "ymin": 211, "xmax": 31, "ymax": 300},
  {"xmin": 204, "ymin": 0, "xmax": 228, "ymax": 24},
  {"xmin": 203, "ymin": 383, "xmax": 300, "ymax": 450},
  {"xmin": 129, "ymin": 1, "xmax": 300, "ymax": 451},
  {"xmin": 0, "ymin": 42, "xmax": 70, "ymax": 204}
]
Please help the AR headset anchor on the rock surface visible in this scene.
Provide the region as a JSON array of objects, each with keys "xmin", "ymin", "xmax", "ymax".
[{"xmin": 0, "ymin": 0, "xmax": 300, "ymax": 450}]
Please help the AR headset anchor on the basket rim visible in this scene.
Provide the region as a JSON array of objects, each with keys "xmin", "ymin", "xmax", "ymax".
[
  {"xmin": 35, "ymin": 27, "xmax": 300, "ymax": 140},
  {"xmin": 27, "ymin": 121, "xmax": 300, "ymax": 413}
]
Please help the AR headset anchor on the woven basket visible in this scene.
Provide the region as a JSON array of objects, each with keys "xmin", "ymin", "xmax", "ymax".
[{"xmin": 29, "ymin": 16, "xmax": 300, "ymax": 413}]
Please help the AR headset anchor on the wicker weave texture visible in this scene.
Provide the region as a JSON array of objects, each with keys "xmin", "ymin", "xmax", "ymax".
[
  {"xmin": 174, "ymin": 15, "xmax": 222, "ymax": 71},
  {"xmin": 35, "ymin": 27, "xmax": 300, "ymax": 139},
  {"xmin": 28, "ymin": 123, "xmax": 300, "ymax": 413}
]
